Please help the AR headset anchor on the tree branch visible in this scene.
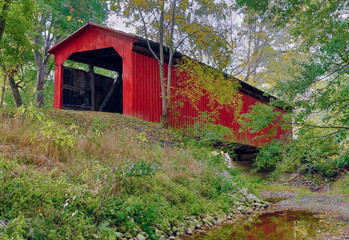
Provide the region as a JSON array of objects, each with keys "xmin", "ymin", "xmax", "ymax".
[{"xmin": 138, "ymin": 8, "xmax": 160, "ymax": 62}]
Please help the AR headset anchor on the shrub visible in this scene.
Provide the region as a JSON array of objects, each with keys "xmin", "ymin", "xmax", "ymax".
[{"xmin": 252, "ymin": 140, "xmax": 282, "ymax": 173}]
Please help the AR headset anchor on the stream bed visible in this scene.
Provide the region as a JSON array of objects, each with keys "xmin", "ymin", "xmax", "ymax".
[{"xmin": 185, "ymin": 210, "xmax": 338, "ymax": 240}]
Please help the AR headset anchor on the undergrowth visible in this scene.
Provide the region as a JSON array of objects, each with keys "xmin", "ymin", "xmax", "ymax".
[{"xmin": 0, "ymin": 107, "xmax": 249, "ymax": 239}]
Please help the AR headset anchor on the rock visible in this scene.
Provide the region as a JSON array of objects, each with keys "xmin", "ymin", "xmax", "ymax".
[
  {"xmin": 124, "ymin": 232, "xmax": 133, "ymax": 238},
  {"xmin": 202, "ymin": 219, "xmax": 213, "ymax": 227},
  {"xmin": 186, "ymin": 220, "xmax": 197, "ymax": 232},
  {"xmin": 224, "ymin": 153, "xmax": 232, "ymax": 168},
  {"xmin": 136, "ymin": 235, "xmax": 146, "ymax": 240},
  {"xmin": 131, "ymin": 228, "xmax": 140, "ymax": 236},
  {"xmin": 240, "ymin": 188, "xmax": 249, "ymax": 197},
  {"xmin": 186, "ymin": 227, "xmax": 193, "ymax": 235},
  {"xmin": 195, "ymin": 224, "xmax": 202, "ymax": 229},
  {"xmin": 137, "ymin": 232, "xmax": 148, "ymax": 240},
  {"xmin": 253, "ymin": 202, "xmax": 263, "ymax": 208},
  {"xmin": 245, "ymin": 207, "xmax": 253, "ymax": 214},
  {"xmin": 158, "ymin": 235, "xmax": 166, "ymax": 240},
  {"xmin": 0, "ymin": 219, "xmax": 7, "ymax": 229},
  {"xmin": 114, "ymin": 232, "xmax": 124, "ymax": 240},
  {"xmin": 168, "ymin": 236, "xmax": 176, "ymax": 240},
  {"xmin": 166, "ymin": 229, "xmax": 173, "ymax": 236},
  {"xmin": 155, "ymin": 229, "xmax": 164, "ymax": 237},
  {"xmin": 118, "ymin": 225, "xmax": 127, "ymax": 233},
  {"xmin": 246, "ymin": 193, "xmax": 260, "ymax": 203},
  {"xmin": 178, "ymin": 224, "xmax": 185, "ymax": 232},
  {"xmin": 171, "ymin": 226, "xmax": 177, "ymax": 232}
]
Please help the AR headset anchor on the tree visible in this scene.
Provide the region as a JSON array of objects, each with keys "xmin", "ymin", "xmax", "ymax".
[
  {"xmin": 0, "ymin": 0, "xmax": 34, "ymax": 108},
  {"xmin": 33, "ymin": 0, "xmax": 108, "ymax": 107},
  {"xmin": 0, "ymin": 0, "xmax": 12, "ymax": 43},
  {"xmin": 229, "ymin": 1, "xmax": 298, "ymax": 88},
  {"xmin": 112, "ymin": 0, "xmax": 240, "ymax": 128},
  {"xmin": 238, "ymin": 0, "xmax": 349, "ymax": 173}
]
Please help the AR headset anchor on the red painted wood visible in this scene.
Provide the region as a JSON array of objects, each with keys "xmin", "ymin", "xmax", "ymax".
[
  {"xmin": 131, "ymin": 52, "xmax": 289, "ymax": 147},
  {"xmin": 49, "ymin": 23, "xmax": 290, "ymax": 148},
  {"xmin": 49, "ymin": 24, "xmax": 135, "ymax": 115},
  {"xmin": 53, "ymin": 64, "xmax": 63, "ymax": 109}
]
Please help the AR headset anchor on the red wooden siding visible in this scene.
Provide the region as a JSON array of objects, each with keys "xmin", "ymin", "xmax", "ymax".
[{"xmin": 132, "ymin": 52, "xmax": 289, "ymax": 147}]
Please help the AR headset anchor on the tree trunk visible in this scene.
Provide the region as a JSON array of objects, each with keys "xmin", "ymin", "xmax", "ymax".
[
  {"xmin": 0, "ymin": 75, "xmax": 6, "ymax": 108},
  {"xmin": 159, "ymin": 3, "xmax": 168, "ymax": 128},
  {"xmin": 244, "ymin": 23, "xmax": 252, "ymax": 83},
  {"xmin": 166, "ymin": 0, "xmax": 177, "ymax": 111},
  {"xmin": 0, "ymin": 0, "xmax": 12, "ymax": 42},
  {"xmin": 35, "ymin": 59, "xmax": 46, "ymax": 108},
  {"xmin": 7, "ymin": 73, "xmax": 22, "ymax": 108}
]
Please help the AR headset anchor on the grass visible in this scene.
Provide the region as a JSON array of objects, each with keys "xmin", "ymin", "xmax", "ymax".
[
  {"xmin": 254, "ymin": 183, "xmax": 312, "ymax": 198},
  {"xmin": 0, "ymin": 107, "xmax": 250, "ymax": 239},
  {"xmin": 330, "ymin": 173, "xmax": 349, "ymax": 196}
]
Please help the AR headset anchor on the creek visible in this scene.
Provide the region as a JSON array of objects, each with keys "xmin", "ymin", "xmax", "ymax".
[{"xmin": 185, "ymin": 210, "xmax": 334, "ymax": 240}]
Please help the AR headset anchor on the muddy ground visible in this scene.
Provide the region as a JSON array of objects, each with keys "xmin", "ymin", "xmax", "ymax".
[{"xmin": 260, "ymin": 177, "xmax": 349, "ymax": 239}]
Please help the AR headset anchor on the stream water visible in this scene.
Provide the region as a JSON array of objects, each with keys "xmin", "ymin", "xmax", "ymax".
[
  {"xmin": 186, "ymin": 161, "xmax": 343, "ymax": 239},
  {"xmin": 186, "ymin": 210, "xmax": 333, "ymax": 240}
]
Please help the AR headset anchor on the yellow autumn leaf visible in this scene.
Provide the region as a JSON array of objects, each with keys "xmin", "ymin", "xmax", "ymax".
[{"xmin": 67, "ymin": 15, "xmax": 72, "ymax": 21}]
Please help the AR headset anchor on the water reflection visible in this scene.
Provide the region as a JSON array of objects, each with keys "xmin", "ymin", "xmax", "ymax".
[{"xmin": 187, "ymin": 211, "xmax": 329, "ymax": 240}]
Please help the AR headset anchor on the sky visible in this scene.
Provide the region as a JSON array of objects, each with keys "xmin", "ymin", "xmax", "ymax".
[{"xmin": 107, "ymin": 12, "xmax": 136, "ymax": 34}]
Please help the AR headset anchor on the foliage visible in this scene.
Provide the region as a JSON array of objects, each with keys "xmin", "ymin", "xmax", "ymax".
[
  {"xmin": 236, "ymin": 0, "xmax": 349, "ymax": 178},
  {"xmin": 111, "ymin": 0, "xmax": 239, "ymax": 128},
  {"xmin": 185, "ymin": 111, "xmax": 235, "ymax": 146},
  {"xmin": 123, "ymin": 160, "xmax": 160, "ymax": 177},
  {"xmin": 32, "ymin": 0, "xmax": 108, "ymax": 107},
  {"xmin": 0, "ymin": 0, "xmax": 35, "ymax": 108},
  {"xmin": 251, "ymin": 140, "xmax": 281, "ymax": 173},
  {"xmin": 15, "ymin": 106, "xmax": 78, "ymax": 154},
  {"xmin": 176, "ymin": 57, "xmax": 241, "ymax": 111},
  {"xmin": 238, "ymin": 102, "xmax": 291, "ymax": 144},
  {"xmin": 0, "ymin": 0, "xmax": 108, "ymax": 108}
]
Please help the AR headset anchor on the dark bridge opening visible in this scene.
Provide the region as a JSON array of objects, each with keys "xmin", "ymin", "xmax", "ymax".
[
  {"xmin": 234, "ymin": 144, "xmax": 259, "ymax": 161},
  {"xmin": 212, "ymin": 141, "xmax": 259, "ymax": 161},
  {"xmin": 62, "ymin": 47, "xmax": 123, "ymax": 113}
]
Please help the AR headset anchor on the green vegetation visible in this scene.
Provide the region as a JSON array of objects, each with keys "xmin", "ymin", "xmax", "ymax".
[
  {"xmin": 237, "ymin": 0, "xmax": 348, "ymax": 180},
  {"xmin": 0, "ymin": 108, "xmax": 254, "ymax": 239},
  {"xmin": 330, "ymin": 174, "xmax": 349, "ymax": 196}
]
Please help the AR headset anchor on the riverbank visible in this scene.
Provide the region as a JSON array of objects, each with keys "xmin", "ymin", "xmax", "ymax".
[
  {"xmin": 182, "ymin": 172, "xmax": 349, "ymax": 240},
  {"xmin": 260, "ymin": 175, "xmax": 349, "ymax": 239}
]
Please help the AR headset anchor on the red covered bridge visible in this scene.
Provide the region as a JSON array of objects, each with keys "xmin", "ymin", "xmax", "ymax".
[{"xmin": 48, "ymin": 23, "xmax": 289, "ymax": 154}]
